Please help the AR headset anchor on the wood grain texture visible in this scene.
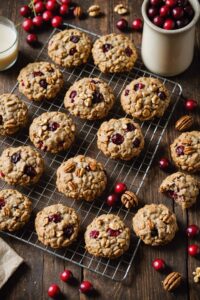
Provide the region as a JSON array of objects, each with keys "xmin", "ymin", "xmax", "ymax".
[{"xmin": 0, "ymin": 0, "xmax": 199, "ymax": 299}]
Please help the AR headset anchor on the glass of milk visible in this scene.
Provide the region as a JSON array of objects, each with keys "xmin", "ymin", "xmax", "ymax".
[{"xmin": 0, "ymin": 17, "xmax": 19, "ymax": 71}]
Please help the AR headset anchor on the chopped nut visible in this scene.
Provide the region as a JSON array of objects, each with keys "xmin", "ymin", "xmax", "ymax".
[
  {"xmin": 184, "ymin": 146, "xmax": 196, "ymax": 155},
  {"xmin": 193, "ymin": 267, "xmax": 200, "ymax": 283},
  {"xmin": 73, "ymin": 6, "xmax": 83, "ymax": 18},
  {"xmin": 87, "ymin": 5, "xmax": 101, "ymax": 17},
  {"xmin": 121, "ymin": 191, "xmax": 138, "ymax": 209},
  {"xmin": 162, "ymin": 272, "xmax": 182, "ymax": 292},
  {"xmin": 68, "ymin": 181, "xmax": 77, "ymax": 191},
  {"xmin": 64, "ymin": 162, "xmax": 76, "ymax": 172},
  {"xmin": 175, "ymin": 115, "xmax": 193, "ymax": 131},
  {"xmin": 75, "ymin": 168, "xmax": 85, "ymax": 177},
  {"xmin": 114, "ymin": 4, "xmax": 128, "ymax": 15}
]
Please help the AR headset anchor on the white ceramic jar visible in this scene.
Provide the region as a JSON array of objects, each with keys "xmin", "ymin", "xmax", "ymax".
[{"xmin": 141, "ymin": 0, "xmax": 200, "ymax": 77}]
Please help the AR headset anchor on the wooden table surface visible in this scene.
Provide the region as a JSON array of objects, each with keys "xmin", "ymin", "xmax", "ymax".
[{"xmin": 0, "ymin": 1, "xmax": 200, "ymax": 299}]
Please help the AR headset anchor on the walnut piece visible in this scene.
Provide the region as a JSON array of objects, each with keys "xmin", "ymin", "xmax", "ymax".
[
  {"xmin": 175, "ymin": 115, "xmax": 193, "ymax": 132},
  {"xmin": 87, "ymin": 5, "xmax": 101, "ymax": 17},
  {"xmin": 162, "ymin": 272, "xmax": 182, "ymax": 292},
  {"xmin": 193, "ymin": 267, "xmax": 200, "ymax": 283},
  {"xmin": 114, "ymin": 4, "xmax": 128, "ymax": 15},
  {"xmin": 121, "ymin": 191, "xmax": 138, "ymax": 209}
]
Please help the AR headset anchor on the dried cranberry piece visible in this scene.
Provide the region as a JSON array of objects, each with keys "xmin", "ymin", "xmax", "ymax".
[
  {"xmin": 125, "ymin": 123, "xmax": 135, "ymax": 132},
  {"xmin": 0, "ymin": 171, "xmax": 5, "ymax": 177},
  {"xmin": 64, "ymin": 225, "xmax": 74, "ymax": 238},
  {"xmin": 11, "ymin": 152, "xmax": 21, "ymax": 164},
  {"xmin": 0, "ymin": 198, "xmax": 5, "ymax": 210},
  {"xmin": 133, "ymin": 138, "xmax": 140, "ymax": 147},
  {"xmin": 0, "ymin": 116, "xmax": 3, "ymax": 125},
  {"xmin": 107, "ymin": 228, "xmax": 121, "ymax": 237},
  {"xmin": 85, "ymin": 165, "xmax": 91, "ymax": 171},
  {"xmin": 70, "ymin": 35, "xmax": 80, "ymax": 43},
  {"xmin": 168, "ymin": 190, "xmax": 178, "ymax": 199},
  {"xmin": 102, "ymin": 43, "xmax": 113, "ymax": 53},
  {"xmin": 33, "ymin": 71, "xmax": 44, "ymax": 77},
  {"xmin": 151, "ymin": 228, "xmax": 158, "ymax": 237},
  {"xmin": 48, "ymin": 213, "xmax": 62, "ymax": 223},
  {"xmin": 89, "ymin": 230, "xmax": 99, "ymax": 239},
  {"xmin": 38, "ymin": 141, "xmax": 47, "ymax": 152},
  {"xmin": 69, "ymin": 90, "xmax": 77, "ymax": 103},
  {"xmin": 24, "ymin": 165, "xmax": 36, "ymax": 177},
  {"xmin": 92, "ymin": 91, "xmax": 104, "ymax": 104},
  {"xmin": 158, "ymin": 91, "xmax": 166, "ymax": 100},
  {"xmin": 21, "ymin": 80, "xmax": 25, "ymax": 86},
  {"xmin": 124, "ymin": 47, "xmax": 133, "ymax": 57},
  {"xmin": 69, "ymin": 47, "xmax": 77, "ymax": 55},
  {"xmin": 39, "ymin": 79, "xmax": 48, "ymax": 89},
  {"xmin": 47, "ymin": 122, "xmax": 60, "ymax": 132},
  {"xmin": 111, "ymin": 133, "xmax": 124, "ymax": 145},
  {"xmin": 134, "ymin": 83, "xmax": 145, "ymax": 91},
  {"xmin": 125, "ymin": 89, "xmax": 129, "ymax": 96},
  {"xmin": 176, "ymin": 145, "xmax": 184, "ymax": 156}
]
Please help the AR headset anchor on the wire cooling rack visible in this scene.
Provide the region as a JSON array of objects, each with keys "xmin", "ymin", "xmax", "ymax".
[{"xmin": 0, "ymin": 24, "xmax": 182, "ymax": 281}]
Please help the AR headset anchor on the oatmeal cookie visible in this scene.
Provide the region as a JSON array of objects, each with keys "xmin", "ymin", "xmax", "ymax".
[
  {"xmin": 0, "ymin": 146, "xmax": 44, "ymax": 186},
  {"xmin": 97, "ymin": 118, "xmax": 144, "ymax": 160},
  {"xmin": 0, "ymin": 94, "xmax": 28, "ymax": 135},
  {"xmin": 92, "ymin": 33, "xmax": 137, "ymax": 73},
  {"xmin": 159, "ymin": 172, "xmax": 200, "ymax": 209},
  {"xmin": 18, "ymin": 62, "xmax": 64, "ymax": 101},
  {"xmin": 121, "ymin": 77, "xmax": 170, "ymax": 121},
  {"xmin": 85, "ymin": 214, "xmax": 130, "ymax": 259},
  {"xmin": 0, "ymin": 189, "xmax": 32, "ymax": 232},
  {"xmin": 56, "ymin": 155, "xmax": 107, "ymax": 202},
  {"xmin": 48, "ymin": 29, "xmax": 92, "ymax": 68},
  {"xmin": 64, "ymin": 77, "xmax": 115, "ymax": 120},
  {"xmin": 132, "ymin": 204, "xmax": 178, "ymax": 246},
  {"xmin": 35, "ymin": 204, "xmax": 80, "ymax": 249},
  {"xmin": 170, "ymin": 131, "xmax": 200, "ymax": 172},
  {"xmin": 29, "ymin": 111, "xmax": 76, "ymax": 153}
]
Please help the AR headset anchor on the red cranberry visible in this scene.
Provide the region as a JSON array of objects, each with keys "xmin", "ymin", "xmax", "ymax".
[
  {"xmin": 159, "ymin": 157, "xmax": 170, "ymax": 170},
  {"xmin": 11, "ymin": 152, "xmax": 21, "ymax": 164},
  {"xmin": 163, "ymin": 19, "xmax": 175, "ymax": 30},
  {"xmin": 186, "ymin": 225, "xmax": 200, "ymax": 238},
  {"xmin": 125, "ymin": 89, "xmax": 129, "ymax": 96},
  {"xmin": 114, "ymin": 182, "xmax": 127, "ymax": 194},
  {"xmin": 48, "ymin": 122, "xmax": 60, "ymax": 131},
  {"xmin": 79, "ymin": 281, "xmax": 93, "ymax": 293},
  {"xmin": 42, "ymin": 10, "xmax": 53, "ymax": 22},
  {"xmin": 92, "ymin": 91, "xmax": 103, "ymax": 104},
  {"xmin": 33, "ymin": 71, "xmax": 43, "ymax": 77},
  {"xmin": 70, "ymin": 90, "xmax": 77, "ymax": 100},
  {"xmin": 158, "ymin": 91, "xmax": 166, "ymax": 100},
  {"xmin": 70, "ymin": 35, "xmax": 80, "ymax": 43},
  {"xmin": 133, "ymin": 138, "xmax": 140, "ymax": 147},
  {"xmin": 150, "ymin": 0, "xmax": 162, "ymax": 5},
  {"xmin": 102, "ymin": 43, "xmax": 113, "ymax": 53},
  {"xmin": 27, "ymin": 34, "xmax": 38, "ymax": 45},
  {"xmin": 35, "ymin": 1, "xmax": 45, "ymax": 13},
  {"xmin": 24, "ymin": 165, "xmax": 36, "ymax": 177},
  {"xmin": 188, "ymin": 244, "xmax": 200, "ymax": 256},
  {"xmin": 64, "ymin": 225, "xmax": 74, "ymax": 238},
  {"xmin": 46, "ymin": 0, "xmax": 57, "ymax": 11},
  {"xmin": 165, "ymin": 0, "xmax": 177, "ymax": 7},
  {"xmin": 60, "ymin": 269, "xmax": 73, "ymax": 282},
  {"xmin": 124, "ymin": 47, "xmax": 133, "ymax": 57},
  {"xmin": 111, "ymin": 133, "xmax": 124, "ymax": 145},
  {"xmin": 20, "ymin": 5, "xmax": 31, "ymax": 17},
  {"xmin": 177, "ymin": 0, "xmax": 188, "ymax": 5},
  {"xmin": 61, "ymin": 0, "xmax": 71, "ymax": 4},
  {"xmin": 0, "ymin": 199, "xmax": 5, "ymax": 210},
  {"xmin": 184, "ymin": 99, "xmax": 198, "ymax": 111},
  {"xmin": 184, "ymin": 5, "xmax": 194, "ymax": 18},
  {"xmin": 125, "ymin": 123, "xmax": 136, "ymax": 132},
  {"xmin": 60, "ymin": 4, "xmax": 69, "ymax": 15},
  {"xmin": 33, "ymin": 16, "xmax": 43, "ymax": 27},
  {"xmin": 176, "ymin": 18, "xmax": 189, "ymax": 28},
  {"xmin": 153, "ymin": 16, "xmax": 164, "ymax": 27},
  {"xmin": 22, "ymin": 19, "xmax": 34, "ymax": 32},
  {"xmin": 69, "ymin": 47, "xmax": 77, "ymax": 55},
  {"xmin": 172, "ymin": 7, "xmax": 184, "ymax": 19},
  {"xmin": 107, "ymin": 194, "xmax": 118, "ymax": 206},
  {"xmin": 132, "ymin": 18, "xmax": 143, "ymax": 30},
  {"xmin": 48, "ymin": 284, "xmax": 60, "ymax": 298},
  {"xmin": 89, "ymin": 230, "xmax": 99, "ymax": 239},
  {"xmin": 51, "ymin": 16, "xmax": 63, "ymax": 28},
  {"xmin": 48, "ymin": 213, "xmax": 62, "ymax": 223},
  {"xmin": 116, "ymin": 18, "xmax": 128, "ymax": 31},
  {"xmin": 107, "ymin": 228, "xmax": 121, "ymax": 237},
  {"xmin": 176, "ymin": 145, "xmax": 184, "ymax": 156},
  {"xmin": 160, "ymin": 5, "xmax": 170, "ymax": 17},
  {"xmin": 39, "ymin": 79, "xmax": 47, "ymax": 89},
  {"xmin": 148, "ymin": 7, "xmax": 159, "ymax": 19},
  {"xmin": 152, "ymin": 258, "xmax": 165, "ymax": 271},
  {"xmin": 134, "ymin": 83, "xmax": 145, "ymax": 91}
]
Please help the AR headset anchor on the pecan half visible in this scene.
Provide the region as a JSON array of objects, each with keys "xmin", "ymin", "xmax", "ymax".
[
  {"xmin": 175, "ymin": 115, "xmax": 193, "ymax": 132},
  {"xmin": 184, "ymin": 146, "xmax": 196, "ymax": 155},
  {"xmin": 64, "ymin": 162, "xmax": 76, "ymax": 172},
  {"xmin": 121, "ymin": 191, "xmax": 138, "ymax": 209},
  {"xmin": 162, "ymin": 272, "xmax": 182, "ymax": 292}
]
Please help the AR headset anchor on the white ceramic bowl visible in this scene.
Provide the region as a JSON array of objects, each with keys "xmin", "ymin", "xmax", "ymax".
[{"xmin": 141, "ymin": 0, "xmax": 200, "ymax": 77}]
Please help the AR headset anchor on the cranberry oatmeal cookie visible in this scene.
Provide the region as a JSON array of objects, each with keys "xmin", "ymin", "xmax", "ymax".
[
  {"xmin": 35, "ymin": 204, "xmax": 80, "ymax": 249},
  {"xmin": 92, "ymin": 33, "xmax": 137, "ymax": 73},
  {"xmin": 64, "ymin": 77, "xmax": 115, "ymax": 120},
  {"xmin": 48, "ymin": 29, "xmax": 92, "ymax": 68},
  {"xmin": 56, "ymin": 155, "xmax": 107, "ymax": 202},
  {"xmin": 0, "ymin": 146, "xmax": 44, "ymax": 186},
  {"xmin": 85, "ymin": 214, "xmax": 130, "ymax": 259},
  {"xmin": 18, "ymin": 62, "xmax": 64, "ymax": 101},
  {"xmin": 170, "ymin": 131, "xmax": 200, "ymax": 172},
  {"xmin": 121, "ymin": 77, "xmax": 170, "ymax": 121},
  {"xmin": 159, "ymin": 172, "xmax": 200, "ymax": 209},
  {"xmin": 97, "ymin": 118, "xmax": 144, "ymax": 160},
  {"xmin": 132, "ymin": 204, "xmax": 178, "ymax": 246},
  {"xmin": 0, "ymin": 189, "xmax": 32, "ymax": 232},
  {"xmin": 0, "ymin": 94, "xmax": 28, "ymax": 135},
  {"xmin": 29, "ymin": 111, "xmax": 76, "ymax": 153}
]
